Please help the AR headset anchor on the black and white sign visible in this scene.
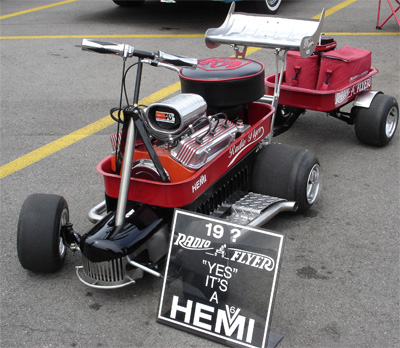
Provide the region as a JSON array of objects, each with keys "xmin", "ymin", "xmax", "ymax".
[{"xmin": 157, "ymin": 209, "xmax": 285, "ymax": 348}]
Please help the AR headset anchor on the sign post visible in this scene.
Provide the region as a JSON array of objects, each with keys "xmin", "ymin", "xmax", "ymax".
[{"xmin": 158, "ymin": 209, "xmax": 285, "ymax": 348}]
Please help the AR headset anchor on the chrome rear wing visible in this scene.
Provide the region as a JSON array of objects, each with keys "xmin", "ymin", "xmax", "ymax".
[{"xmin": 205, "ymin": 3, "xmax": 325, "ymax": 58}]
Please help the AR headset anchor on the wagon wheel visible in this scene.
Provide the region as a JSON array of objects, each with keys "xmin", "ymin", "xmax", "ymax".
[
  {"xmin": 17, "ymin": 194, "xmax": 69, "ymax": 272},
  {"xmin": 112, "ymin": 0, "xmax": 145, "ymax": 6},
  {"xmin": 353, "ymin": 94, "xmax": 398, "ymax": 147},
  {"xmin": 273, "ymin": 105, "xmax": 305, "ymax": 136},
  {"xmin": 252, "ymin": 144, "xmax": 321, "ymax": 213}
]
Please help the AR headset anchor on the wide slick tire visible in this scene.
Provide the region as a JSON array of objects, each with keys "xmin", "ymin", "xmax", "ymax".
[
  {"xmin": 252, "ymin": 144, "xmax": 321, "ymax": 213},
  {"xmin": 17, "ymin": 194, "xmax": 69, "ymax": 273},
  {"xmin": 354, "ymin": 94, "xmax": 398, "ymax": 147}
]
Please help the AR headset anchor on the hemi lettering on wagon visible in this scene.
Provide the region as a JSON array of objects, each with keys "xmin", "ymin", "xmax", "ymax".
[
  {"xmin": 192, "ymin": 174, "xmax": 207, "ymax": 193},
  {"xmin": 228, "ymin": 126, "xmax": 264, "ymax": 167}
]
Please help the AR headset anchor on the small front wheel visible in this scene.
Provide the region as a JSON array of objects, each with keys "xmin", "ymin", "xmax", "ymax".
[
  {"xmin": 354, "ymin": 94, "xmax": 398, "ymax": 147},
  {"xmin": 252, "ymin": 144, "xmax": 321, "ymax": 213},
  {"xmin": 17, "ymin": 194, "xmax": 69, "ymax": 273}
]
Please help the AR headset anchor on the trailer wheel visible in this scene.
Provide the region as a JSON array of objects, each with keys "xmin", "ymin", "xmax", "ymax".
[
  {"xmin": 252, "ymin": 144, "xmax": 321, "ymax": 213},
  {"xmin": 354, "ymin": 94, "xmax": 398, "ymax": 147},
  {"xmin": 17, "ymin": 194, "xmax": 69, "ymax": 273}
]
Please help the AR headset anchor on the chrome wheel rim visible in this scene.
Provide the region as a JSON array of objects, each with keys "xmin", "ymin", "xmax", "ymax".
[
  {"xmin": 385, "ymin": 106, "xmax": 398, "ymax": 138},
  {"xmin": 58, "ymin": 208, "xmax": 68, "ymax": 257},
  {"xmin": 306, "ymin": 164, "xmax": 321, "ymax": 204}
]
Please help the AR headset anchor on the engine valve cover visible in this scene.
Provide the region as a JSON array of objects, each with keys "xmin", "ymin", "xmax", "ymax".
[{"xmin": 170, "ymin": 119, "xmax": 238, "ymax": 170}]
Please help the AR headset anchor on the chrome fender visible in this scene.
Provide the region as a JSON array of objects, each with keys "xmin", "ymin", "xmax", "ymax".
[{"xmin": 353, "ymin": 90, "xmax": 382, "ymax": 109}]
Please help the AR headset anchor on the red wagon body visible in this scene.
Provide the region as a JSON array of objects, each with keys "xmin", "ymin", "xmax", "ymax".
[{"xmin": 265, "ymin": 67, "xmax": 379, "ymax": 112}]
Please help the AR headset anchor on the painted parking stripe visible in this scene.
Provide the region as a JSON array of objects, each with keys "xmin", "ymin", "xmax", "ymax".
[
  {"xmin": 313, "ymin": 0, "xmax": 359, "ymax": 19},
  {"xmin": 0, "ymin": 82, "xmax": 181, "ymax": 179},
  {"xmin": 0, "ymin": 0, "xmax": 78, "ymax": 20},
  {"xmin": 0, "ymin": 34, "xmax": 204, "ymax": 40},
  {"xmin": 2, "ymin": 32, "xmax": 399, "ymax": 41}
]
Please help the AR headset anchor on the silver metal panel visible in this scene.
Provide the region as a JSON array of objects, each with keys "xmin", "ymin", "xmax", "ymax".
[
  {"xmin": 353, "ymin": 90, "xmax": 381, "ymax": 108},
  {"xmin": 205, "ymin": 3, "xmax": 325, "ymax": 57},
  {"xmin": 232, "ymin": 192, "xmax": 286, "ymax": 215},
  {"xmin": 146, "ymin": 93, "xmax": 207, "ymax": 135}
]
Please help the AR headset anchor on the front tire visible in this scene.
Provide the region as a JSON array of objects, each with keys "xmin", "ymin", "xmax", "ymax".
[
  {"xmin": 252, "ymin": 144, "xmax": 321, "ymax": 213},
  {"xmin": 354, "ymin": 94, "xmax": 398, "ymax": 147},
  {"xmin": 17, "ymin": 194, "xmax": 69, "ymax": 273}
]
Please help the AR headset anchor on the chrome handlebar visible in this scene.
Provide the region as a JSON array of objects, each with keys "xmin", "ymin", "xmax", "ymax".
[{"xmin": 81, "ymin": 39, "xmax": 197, "ymax": 68}]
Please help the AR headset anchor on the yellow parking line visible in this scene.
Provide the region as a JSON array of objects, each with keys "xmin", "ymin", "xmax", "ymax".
[
  {"xmin": 325, "ymin": 32, "xmax": 399, "ymax": 35},
  {"xmin": 2, "ymin": 32, "xmax": 399, "ymax": 40},
  {"xmin": 0, "ymin": 82, "xmax": 181, "ymax": 179},
  {"xmin": 0, "ymin": 0, "xmax": 78, "ymax": 20},
  {"xmin": 313, "ymin": 0, "xmax": 359, "ymax": 19},
  {"xmin": 0, "ymin": 34, "xmax": 204, "ymax": 40}
]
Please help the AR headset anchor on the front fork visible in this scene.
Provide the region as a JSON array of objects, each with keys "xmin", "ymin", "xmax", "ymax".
[{"xmin": 115, "ymin": 116, "xmax": 136, "ymax": 227}]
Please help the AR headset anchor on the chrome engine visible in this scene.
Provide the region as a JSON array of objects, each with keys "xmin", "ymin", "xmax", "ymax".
[
  {"xmin": 170, "ymin": 118, "xmax": 238, "ymax": 169},
  {"xmin": 145, "ymin": 93, "xmax": 248, "ymax": 169}
]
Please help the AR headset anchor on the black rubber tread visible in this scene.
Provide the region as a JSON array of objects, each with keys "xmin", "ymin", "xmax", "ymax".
[
  {"xmin": 17, "ymin": 194, "xmax": 69, "ymax": 273},
  {"xmin": 354, "ymin": 93, "xmax": 398, "ymax": 147},
  {"xmin": 251, "ymin": 143, "xmax": 320, "ymax": 213}
]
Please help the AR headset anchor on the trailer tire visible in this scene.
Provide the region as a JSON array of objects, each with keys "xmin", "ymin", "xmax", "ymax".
[
  {"xmin": 17, "ymin": 194, "xmax": 69, "ymax": 273},
  {"xmin": 354, "ymin": 94, "xmax": 398, "ymax": 147},
  {"xmin": 252, "ymin": 144, "xmax": 320, "ymax": 213}
]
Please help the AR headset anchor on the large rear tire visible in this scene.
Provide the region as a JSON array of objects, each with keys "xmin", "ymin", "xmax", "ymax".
[
  {"xmin": 17, "ymin": 194, "xmax": 69, "ymax": 273},
  {"xmin": 252, "ymin": 144, "xmax": 321, "ymax": 213},
  {"xmin": 354, "ymin": 94, "xmax": 398, "ymax": 147}
]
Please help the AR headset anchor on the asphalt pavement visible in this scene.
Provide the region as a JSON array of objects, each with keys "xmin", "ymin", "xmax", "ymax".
[{"xmin": 1, "ymin": 1, "xmax": 399, "ymax": 348}]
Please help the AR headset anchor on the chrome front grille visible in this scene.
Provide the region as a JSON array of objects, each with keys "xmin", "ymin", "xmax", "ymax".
[{"xmin": 82, "ymin": 257, "xmax": 125, "ymax": 283}]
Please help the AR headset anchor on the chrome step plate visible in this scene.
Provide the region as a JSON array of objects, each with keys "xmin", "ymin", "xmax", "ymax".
[{"xmin": 213, "ymin": 192, "xmax": 286, "ymax": 225}]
